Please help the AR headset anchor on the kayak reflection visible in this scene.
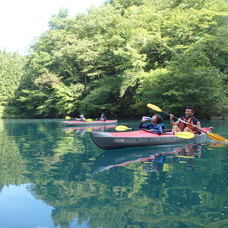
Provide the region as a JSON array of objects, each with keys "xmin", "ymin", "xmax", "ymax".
[
  {"xmin": 93, "ymin": 144, "xmax": 202, "ymax": 174},
  {"xmin": 63, "ymin": 124, "xmax": 117, "ymax": 135}
]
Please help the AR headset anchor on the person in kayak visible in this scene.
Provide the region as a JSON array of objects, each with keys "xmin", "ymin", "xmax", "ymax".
[
  {"xmin": 100, "ymin": 113, "xmax": 106, "ymax": 121},
  {"xmin": 170, "ymin": 106, "xmax": 201, "ymax": 133},
  {"xmin": 139, "ymin": 114, "xmax": 165, "ymax": 134},
  {"xmin": 80, "ymin": 114, "xmax": 86, "ymax": 121},
  {"xmin": 74, "ymin": 114, "xmax": 86, "ymax": 121}
]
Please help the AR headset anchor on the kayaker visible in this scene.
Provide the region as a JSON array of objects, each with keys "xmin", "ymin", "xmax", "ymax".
[
  {"xmin": 80, "ymin": 114, "xmax": 86, "ymax": 121},
  {"xmin": 74, "ymin": 114, "xmax": 86, "ymax": 121},
  {"xmin": 100, "ymin": 113, "xmax": 106, "ymax": 121},
  {"xmin": 170, "ymin": 106, "xmax": 201, "ymax": 133},
  {"xmin": 139, "ymin": 114, "xmax": 165, "ymax": 134}
]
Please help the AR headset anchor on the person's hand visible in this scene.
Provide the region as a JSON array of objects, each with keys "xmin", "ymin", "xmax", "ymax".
[
  {"xmin": 142, "ymin": 116, "xmax": 151, "ymax": 121},
  {"xmin": 170, "ymin": 114, "xmax": 174, "ymax": 120}
]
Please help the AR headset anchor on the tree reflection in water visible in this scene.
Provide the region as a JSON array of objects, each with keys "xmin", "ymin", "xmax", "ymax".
[{"xmin": 1, "ymin": 120, "xmax": 227, "ymax": 228}]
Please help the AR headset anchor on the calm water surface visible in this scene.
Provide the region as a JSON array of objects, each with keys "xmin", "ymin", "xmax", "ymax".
[{"xmin": 0, "ymin": 119, "xmax": 228, "ymax": 228}]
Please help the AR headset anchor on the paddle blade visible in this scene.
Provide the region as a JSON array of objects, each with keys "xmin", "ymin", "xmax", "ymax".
[
  {"xmin": 207, "ymin": 132, "xmax": 228, "ymax": 142},
  {"xmin": 86, "ymin": 118, "xmax": 93, "ymax": 121},
  {"xmin": 65, "ymin": 116, "xmax": 71, "ymax": 120},
  {"xmin": 176, "ymin": 155, "xmax": 194, "ymax": 159},
  {"xmin": 115, "ymin": 125, "xmax": 131, "ymax": 131},
  {"xmin": 147, "ymin": 103, "xmax": 162, "ymax": 112},
  {"xmin": 174, "ymin": 132, "xmax": 195, "ymax": 139}
]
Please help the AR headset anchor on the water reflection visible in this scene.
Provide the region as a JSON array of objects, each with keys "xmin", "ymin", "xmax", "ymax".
[
  {"xmin": 93, "ymin": 144, "xmax": 202, "ymax": 174},
  {"xmin": 63, "ymin": 124, "xmax": 117, "ymax": 136},
  {"xmin": 0, "ymin": 119, "xmax": 228, "ymax": 228}
]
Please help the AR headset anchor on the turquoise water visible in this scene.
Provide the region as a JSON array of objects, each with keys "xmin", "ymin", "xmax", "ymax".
[{"xmin": 0, "ymin": 119, "xmax": 228, "ymax": 228}]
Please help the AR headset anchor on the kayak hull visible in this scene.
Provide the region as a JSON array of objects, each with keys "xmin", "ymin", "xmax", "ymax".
[
  {"xmin": 91, "ymin": 129, "xmax": 211, "ymax": 150},
  {"xmin": 63, "ymin": 120, "xmax": 118, "ymax": 126},
  {"xmin": 63, "ymin": 125, "xmax": 116, "ymax": 132}
]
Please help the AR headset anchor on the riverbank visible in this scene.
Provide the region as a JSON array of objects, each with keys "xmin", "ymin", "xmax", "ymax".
[{"xmin": 0, "ymin": 105, "xmax": 228, "ymax": 120}]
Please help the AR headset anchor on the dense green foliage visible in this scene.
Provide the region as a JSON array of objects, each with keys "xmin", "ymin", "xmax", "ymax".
[
  {"xmin": 0, "ymin": 52, "xmax": 24, "ymax": 117},
  {"xmin": 1, "ymin": 0, "xmax": 228, "ymax": 118}
]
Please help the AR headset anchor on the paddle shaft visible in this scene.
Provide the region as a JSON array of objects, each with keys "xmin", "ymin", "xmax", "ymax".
[{"xmin": 167, "ymin": 112, "xmax": 205, "ymax": 133}]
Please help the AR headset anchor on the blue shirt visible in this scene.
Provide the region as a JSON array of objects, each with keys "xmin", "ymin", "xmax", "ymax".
[{"xmin": 139, "ymin": 122, "xmax": 165, "ymax": 134}]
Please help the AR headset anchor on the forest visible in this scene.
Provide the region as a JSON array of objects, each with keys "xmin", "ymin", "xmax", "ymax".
[{"xmin": 0, "ymin": 0, "xmax": 228, "ymax": 119}]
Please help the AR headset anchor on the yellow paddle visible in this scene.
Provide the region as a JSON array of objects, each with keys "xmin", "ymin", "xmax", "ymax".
[
  {"xmin": 115, "ymin": 125, "xmax": 132, "ymax": 131},
  {"xmin": 115, "ymin": 125, "xmax": 195, "ymax": 139},
  {"xmin": 65, "ymin": 116, "xmax": 71, "ymax": 120},
  {"xmin": 147, "ymin": 103, "xmax": 228, "ymax": 142},
  {"xmin": 176, "ymin": 155, "xmax": 194, "ymax": 159},
  {"xmin": 86, "ymin": 118, "xmax": 93, "ymax": 121},
  {"xmin": 174, "ymin": 132, "xmax": 195, "ymax": 139}
]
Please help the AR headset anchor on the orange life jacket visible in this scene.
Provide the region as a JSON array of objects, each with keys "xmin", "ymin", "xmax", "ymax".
[{"xmin": 178, "ymin": 117, "xmax": 200, "ymax": 134}]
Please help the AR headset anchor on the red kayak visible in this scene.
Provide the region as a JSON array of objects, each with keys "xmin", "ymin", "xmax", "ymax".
[
  {"xmin": 62, "ymin": 120, "xmax": 118, "ymax": 126},
  {"xmin": 91, "ymin": 127, "xmax": 212, "ymax": 149},
  {"xmin": 63, "ymin": 125, "xmax": 117, "ymax": 132}
]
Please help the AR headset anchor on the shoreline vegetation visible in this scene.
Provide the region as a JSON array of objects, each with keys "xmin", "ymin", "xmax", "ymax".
[
  {"xmin": 1, "ymin": 112, "xmax": 228, "ymax": 121},
  {"xmin": 0, "ymin": 0, "xmax": 228, "ymax": 120}
]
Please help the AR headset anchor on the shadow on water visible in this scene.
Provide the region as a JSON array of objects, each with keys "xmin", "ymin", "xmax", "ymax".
[{"xmin": 0, "ymin": 119, "xmax": 228, "ymax": 228}]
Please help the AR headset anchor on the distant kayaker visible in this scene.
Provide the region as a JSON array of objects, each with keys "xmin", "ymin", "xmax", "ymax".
[
  {"xmin": 100, "ymin": 113, "xmax": 106, "ymax": 121},
  {"xmin": 75, "ymin": 114, "xmax": 86, "ymax": 121},
  {"xmin": 139, "ymin": 114, "xmax": 165, "ymax": 134},
  {"xmin": 170, "ymin": 106, "xmax": 201, "ymax": 133},
  {"xmin": 80, "ymin": 114, "xmax": 86, "ymax": 121}
]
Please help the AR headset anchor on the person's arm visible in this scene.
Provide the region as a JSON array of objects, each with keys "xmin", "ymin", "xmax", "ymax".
[
  {"xmin": 170, "ymin": 114, "xmax": 175, "ymax": 127},
  {"xmin": 153, "ymin": 124, "xmax": 164, "ymax": 134},
  {"xmin": 148, "ymin": 124, "xmax": 164, "ymax": 134},
  {"xmin": 139, "ymin": 122, "xmax": 150, "ymax": 129},
  {"xmin": 152, "ymin": 127, "xmax": 162, "ymax": 134},
  {"xmin": 191, "ymin": 117, "xmax": 201, "ymax": 129},
  {"xmin": 170, "ymin": 114, "xmax": 180, "ymax": 127},
  {"xmin": 196, "ymin": 121, "xmax": 201, "ymax": 129}
]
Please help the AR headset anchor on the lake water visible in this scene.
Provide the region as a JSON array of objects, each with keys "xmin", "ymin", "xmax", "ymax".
[{"xmin": 0, "ymin": 119, "xmax": 228, "ymax": 228}]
